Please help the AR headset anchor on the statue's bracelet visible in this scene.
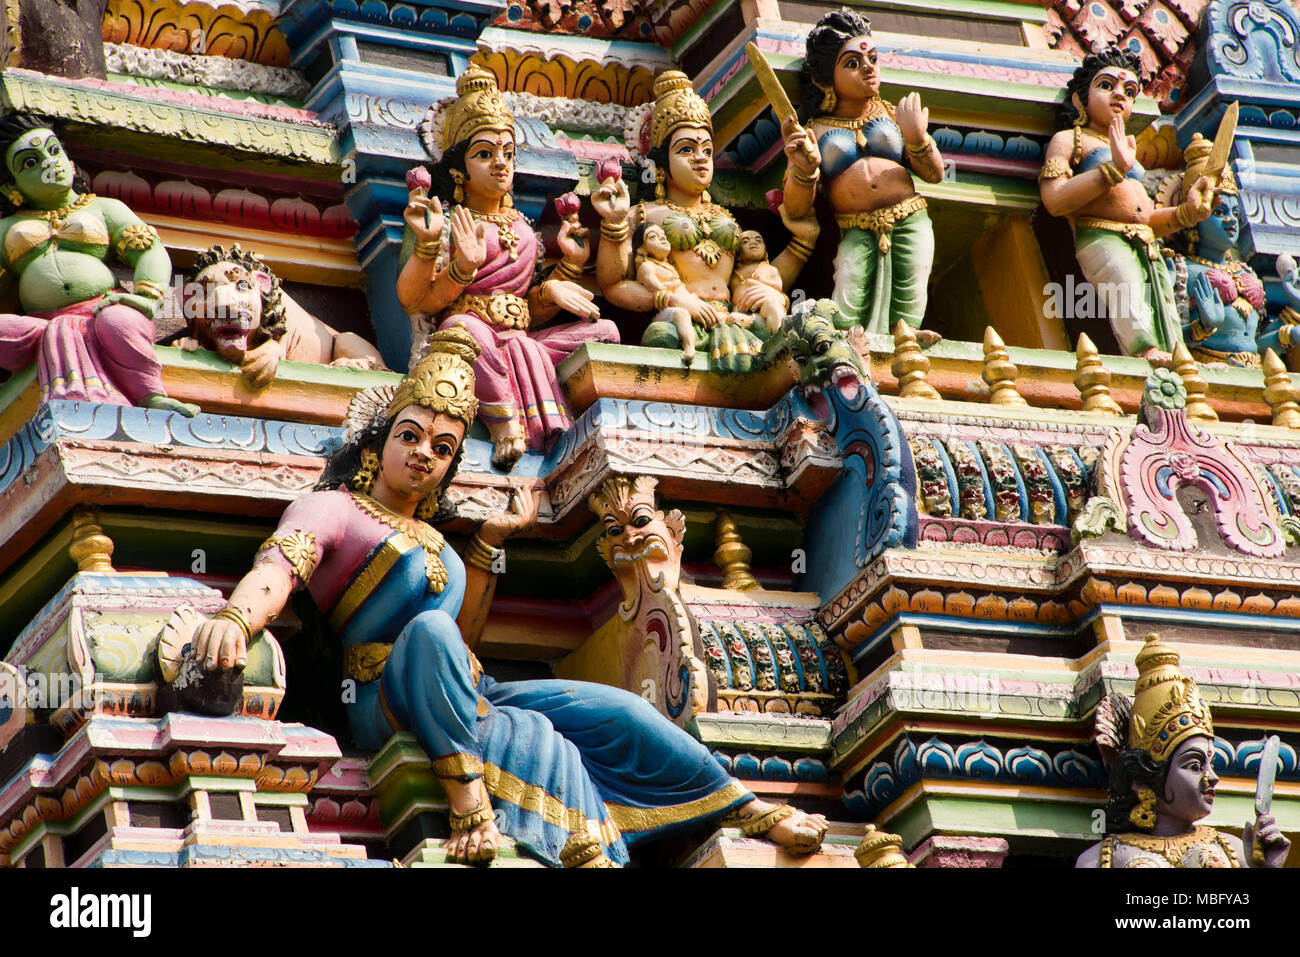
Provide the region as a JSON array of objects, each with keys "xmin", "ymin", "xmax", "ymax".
[
  {"xmin": 600, "ymin": 219, "xmax": 629, "ymax": 243},
  {"xmin": 465, "ymin": 534, "xmax": 505, "ymax": 573},
  {"xmin": 212, "ymin": 605, "xmax": 253, "ymax": 644}
]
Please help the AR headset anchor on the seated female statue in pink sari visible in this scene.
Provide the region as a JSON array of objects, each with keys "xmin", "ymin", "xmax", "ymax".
[
  {"xmin": 396, "ymin": 68, "xmax": 619, "ymax": 471},
  {"xmin": 0, "ymin": 113, "xmax": 197, "ymax": 416}
]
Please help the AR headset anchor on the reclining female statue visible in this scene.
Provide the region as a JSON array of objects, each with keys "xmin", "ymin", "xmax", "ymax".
[{"xmin": 191, "ymin": 327, "xmax": 829, "ymax": 867}]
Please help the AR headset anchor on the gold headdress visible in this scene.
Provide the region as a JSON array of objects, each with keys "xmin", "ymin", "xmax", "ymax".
[
  {"xmin": 418, "ymin": 66, "xmax": 514, "ymax": 162},
  {"xmin": 624, "ymin": 71, "xmax": 713, "ymax": 164},
  {"xmin": 1126, "ymin": 633, "xmax": 1215, "ymax": 763},
  {"xmin": 387, "ymin": 327, "xmax": 481, "ymax": 428}
]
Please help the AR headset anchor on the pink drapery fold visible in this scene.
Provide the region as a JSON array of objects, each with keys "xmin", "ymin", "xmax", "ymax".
[
  {"xmin": 440, "ymin": 215, "xmax": 619, "ymax": 448},
  {"xmin": 0, "ymin": 297, "xmax": 165, "ymax": 405}
]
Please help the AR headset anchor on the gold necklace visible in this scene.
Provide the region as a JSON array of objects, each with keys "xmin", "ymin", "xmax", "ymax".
[
  {"xmin": 660, "ymin": 199, "xmax": 730, "ymax": 225},
  {"xmin": 23, "ymin": 192, "xmax": 95, "ymax": 228},
  {"xmin": 349, "ymin": 491, "xmax": 448, "ymax": 594},
  {"xmin": 1111, "ymin": 825, "xmax": 1232, "ymax": 867},
  {"xmin": 815, "ymin": 99, "xmax": 893, "ymax": 148},
  {"xmin": 466, "ymin": 206, "xmax": 521, "ymax": 261}
]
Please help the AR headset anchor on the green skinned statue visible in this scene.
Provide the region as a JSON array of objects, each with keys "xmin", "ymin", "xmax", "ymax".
[{"xmin": 0, "ymin": 113, "xmax": 198, "ymax": 415}]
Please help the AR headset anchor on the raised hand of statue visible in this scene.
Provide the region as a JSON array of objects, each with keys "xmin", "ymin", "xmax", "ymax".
[
  {"xmin": 1189, "ymin": 271, "xmax": 1226, "ymax": 331},
  {"xmin": 95, "ymin": 291, "xmax": 159, "ymax": 321},
  {"xmin": 477, "ymin": 487, "xmax": 540, "ymax": 547},
  {"xmin": 1279, "ymin": 254, "xmax": 1300, "ymax": 310},
  {"xmin": 1243, "ymin": 812, "xmax": 1291, "ymax": 868},
  {"xmin": 591, "ymin": 173, "xmax": 630, "ymax": 224},
  {"xmin": 1182, "ymin": 175, "xmax": 1216, "ymax": 225},
  {"xmin": 780, "ymin": 117, "xmax": 819, "ymax": 177},
  {"xmin": 895, "ymin": 92, "xmax": 930, "ymax": 148},
  {"xmin": 545, "ymin": 279, "xmax": 601, "ymax": 321},
  {"xmin": 778, "ymin": 200, "xmax": 820, "ymax": 246},
  {"xmin": 450, "ymin": 205, "xmax": 488, "ymax": 273},
  {"xmin": 556, "ymin": 216, "xmax": 591, "ymax": 266},
  {"xmin": 404, "ymin": 189, "xmax": 445, "ymax": 245},
  {"xmin": 1108, "ymin": 115, "xmax": 1137, "ymax": 175}
]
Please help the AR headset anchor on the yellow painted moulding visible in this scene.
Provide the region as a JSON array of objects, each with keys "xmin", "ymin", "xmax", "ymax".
[{"xmin": 154, "ymin": 216, "xmax": 362, "ymax": 288}]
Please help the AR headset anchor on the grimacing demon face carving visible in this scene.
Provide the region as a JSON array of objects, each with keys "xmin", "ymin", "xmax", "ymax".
[{"xmin": 590, "ymin": 476, "xmax": 686, "ymax": 596}]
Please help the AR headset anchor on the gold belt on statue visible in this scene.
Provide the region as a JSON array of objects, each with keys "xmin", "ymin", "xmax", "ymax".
[
  {"xmin": 1189, "ymin": 345, "xmax": 1261, "ymax": 369},
  {"xmin": 1074, "ymin": 217, "xmax": 1160, "ymax": 260},
  {"xmin": 835, "ymin": 195, "xmax": 927, "ymax": 253},
  {"xmin": 451, "ymin": 291, "xmax": 530, "ymax": 330},
  {"xmin": 342, "ymin": 640, "xmax": 485, "ymax": 686}
]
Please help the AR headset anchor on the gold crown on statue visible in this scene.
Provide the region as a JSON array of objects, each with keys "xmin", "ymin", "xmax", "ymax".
[
  {"xmin": 1182, "ymin": 132, "xmax": 1238, "ymax": 197},
  {"xmin": 387, "ymin": 327, "xmax": 481, "ymax": 427},
  {"xmin": 439, "ymin": 66, "xmax": 514, "ymax": 154},
  {"xmin": 1127, "ymin": 633, "xmax": 1215, "ymax": 763},
  {"xmin": 650, "ymin": 71, "xmax": 713, "ymax": 149}
]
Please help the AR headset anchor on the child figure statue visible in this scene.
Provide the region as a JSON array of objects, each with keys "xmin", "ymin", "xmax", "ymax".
[
  {"xmin": 634, "ymin": 223, "xmax": 697, "ymax": 362},
  {"xmin": 730, "ymin": 231, "xmax": 788, "ymax": 335}
]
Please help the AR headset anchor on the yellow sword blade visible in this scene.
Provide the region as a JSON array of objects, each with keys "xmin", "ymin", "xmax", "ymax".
[
  {"xmin": 745, "ymin": 42, "xmax": 797, "ymax": 126},
  {"xmin": 1201, "ymin": 100, "xmax": 1238, "ymax": 186}
]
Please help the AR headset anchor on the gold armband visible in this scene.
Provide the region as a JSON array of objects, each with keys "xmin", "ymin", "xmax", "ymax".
[
  {"xmin": 132, "ymin": 279, "xmax": 166, "ymax": 302},
  {"xmin": 553, "ymin": 260, "xmax": 584, "ymax": 282},
  {"xmin": 447, "ymin": 258, "xmax": 478, "ymax": 286},
  {"xmin": 1099, "ymin": 162, "xmax": 1123, "ymax": 187},
  {"xmin": 653, "ymin": 289, "xmax": 672, "ymax": 311},
  {"xmin": 1175, "ymin": 204, "xmax": 1195, "ymax": 229},
  {"xmin": 116, "ymin": 223, "xmax": 160, "ymax": 258},
  {"xmin": 465, "ymin": 534, "xmax": 504, "ymax": 573},
  {"xmin": 791, "ymin": 165, "xmax": 820, "ymax": 188},
  {"xmin": 1280, "ymin": 325, "xmax": 1293, "ymax": 349},
  {"xmin": 600, "ymin": 219, "xmax": 629, "ymax": 243},
  {"xmin": 905, "ymin": 135, "xmax": 935, "ymax": 157},
  {"xmin": 256, "ymin": 530, "xmax": 319, "ymax": 586},
  {"xmin": 1280, "ymin": 306, "xmax": 1300, "ymax": 327},
  {"xmin": 1038, "ymin": 159, "xmax": 1073, "ymax": 182},
  {"xmin": 414, "ymin": 238, "xmax": 442, "ymax": 261},
  {"xmin": 212, "ymin": 605, "xmax": 253, "ymax": 643}
]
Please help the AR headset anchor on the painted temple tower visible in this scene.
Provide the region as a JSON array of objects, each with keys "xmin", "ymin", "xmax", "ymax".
[{"xmin": 0, "ymin": 0, "xmax": 1297, "ymax": 869}]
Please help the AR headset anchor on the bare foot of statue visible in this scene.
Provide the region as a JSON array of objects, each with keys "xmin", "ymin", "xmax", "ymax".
[
  {"xmin": 1138, "ymin": 347, "xmax": 1174, "ymax": 369},
  {"xmin": 727, "ymin": 797, "xmax": 829, "ymax": 854},
  {"xmin": 489, "ymin": 426, "xmax": 527, "ymax": 471},
  {"xmin": 442, "ymin": 776, "xmax": 500, "ymax": 865},
  {"xmin": 915, "ymin": 328, "xmax": 942, "ymax": 348},
  {"xmin": 145, "ymin": 394, "xmax": 201, "ymax": 417}
]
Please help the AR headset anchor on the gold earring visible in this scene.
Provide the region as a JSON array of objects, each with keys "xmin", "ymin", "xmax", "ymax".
[
  {"xmin": 450, "ymin": 169, "xmax": 465, "ymax": 204},
  {"xmin": 654, "ymin": 166, "xmax": 666, "ymax": 201},
  {"xmin": 1129, "ymin": 787, "xmax": 1157, "ymax": 830},
  {"xmin": 817, "ymin": 82, "xmax": 836, "ymax": 113},
  {"xmin": 1186, "ymin": 227, "xmax": 1199, "ymax": 247},
  {"xmin": 351, "ymin": 448, "xmax": 379, "ymax": 495},
  {"xmin": 5, "ymin": 187, "xmax": 23, "ymax": 207},
  {"xmin": 415, "ymin": 489, "xmax": 440, "ymax": 521}
]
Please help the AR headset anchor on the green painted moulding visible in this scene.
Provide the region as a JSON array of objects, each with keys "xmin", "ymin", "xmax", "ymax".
[
  {"xmin": 690, "ymin": 713, "xmax": 833, "ymax": 753},
  {"xmin": 0, "ymin": 72, "xmax": 339, "ymax": 167},
  {"xmin": 889, "ymin": 791, "xmax": 1104, "ymax": 852}
]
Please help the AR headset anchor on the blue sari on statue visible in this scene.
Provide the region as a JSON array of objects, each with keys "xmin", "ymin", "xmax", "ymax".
[{"xmin": 325, "ymin": 524, "xmax": 751, "ymax": 867}]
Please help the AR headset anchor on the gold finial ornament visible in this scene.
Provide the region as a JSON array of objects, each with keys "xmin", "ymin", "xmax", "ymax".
[
  {"xmin": 892, "ymin": 321, "xmax": 940, "ymax": 400},
  {"xmin": 649, "ymin": 71, "xmax": 713, "ymax": 150},
  {"xmin": 69, "ymin": 506, "xmax": 115, "ymax": 574},
  {"xmin": 1171, "ymin": 342, "xmax": 1217, "ymax": 422},
  {"xmin": 713, "ymin": 510, "xmax": 760, "ymax": 591},
  {"xmin": 1262, "ymin": 348, "xmax": 1300, "ymax": 429},
  {"xmin": 439, "ymin": 65, "xmax": 514, "ymax": 153},
  {"xmin": 981, "ymin": 327, "xmax": 1027, "ymax": 407},
  {"xmin": 1074, "ymin": 333, "xmax": 1123, "ymax": 415},
  {"xmin": 854, "ymin": 825, "xmax": 911, "ymax": 868},
  {"xmin": 1127, "ymin": 633, "xmax": 1214, "ymax": 763},
  {"xmin": 388, "ymin": 327, "xmax": 482, "ymax": 427}
]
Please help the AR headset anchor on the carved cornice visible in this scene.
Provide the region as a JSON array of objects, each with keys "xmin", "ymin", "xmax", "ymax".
[{"xmin": 102, "ymin": 0, "xmax": 292, "ymax": 67}]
